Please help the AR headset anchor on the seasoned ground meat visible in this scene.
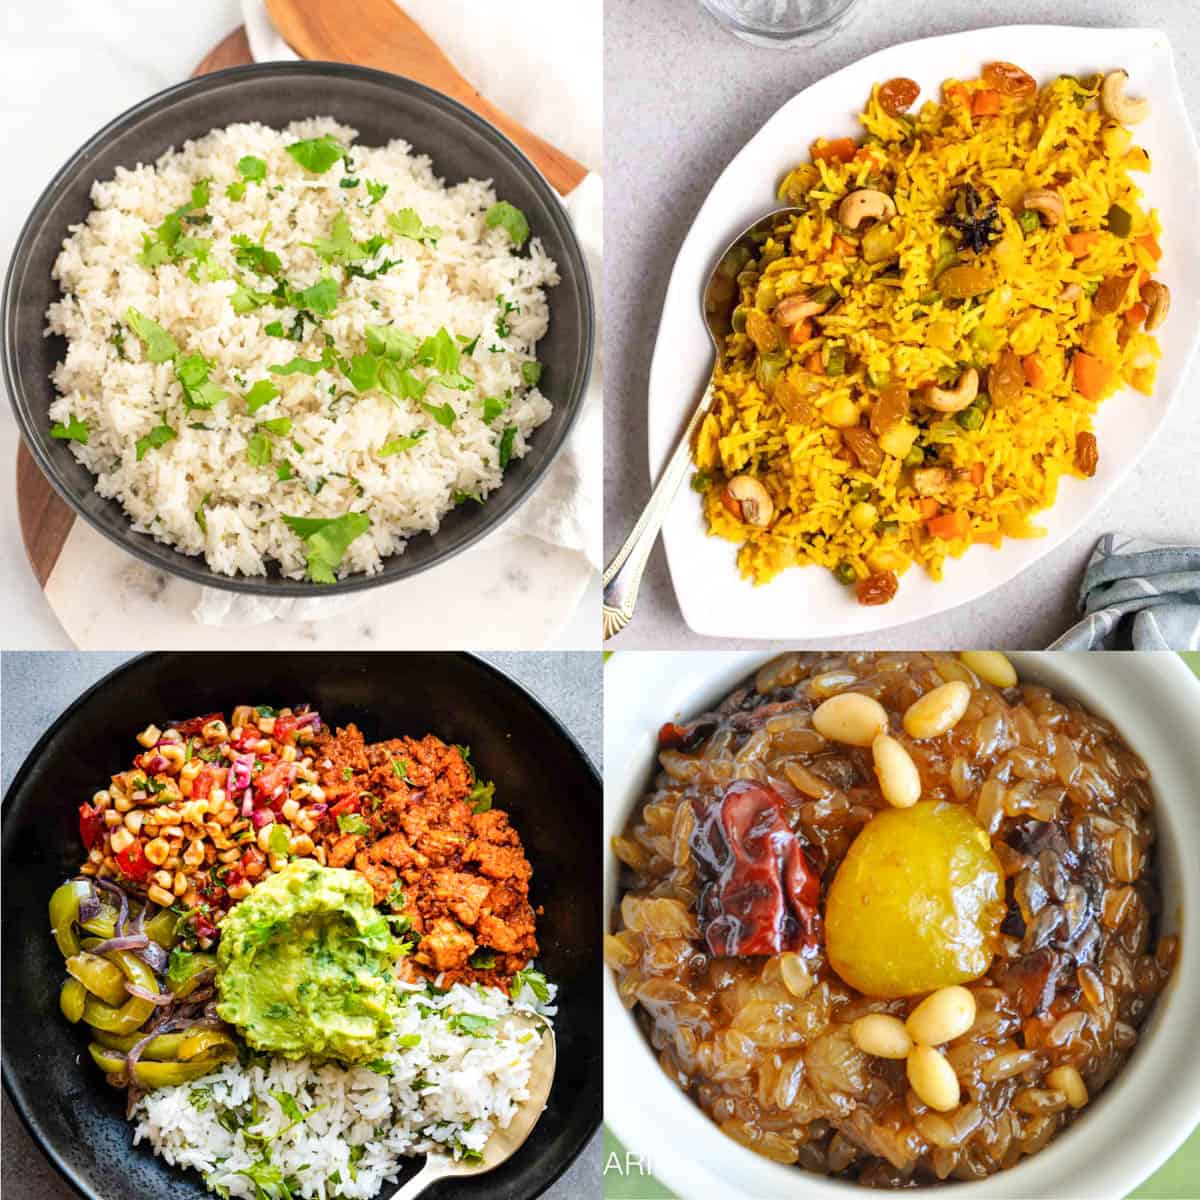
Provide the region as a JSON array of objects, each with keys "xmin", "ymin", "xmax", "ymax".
[{"xmin": 313, "ymin": 725, "xmax": 538, "ymax": 989}]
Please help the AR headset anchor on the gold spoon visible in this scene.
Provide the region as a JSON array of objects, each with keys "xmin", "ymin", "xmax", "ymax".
[
  {"xmin": 602, "ymin": 207, "xmax": 801, "ymax": 638},
  {"xmin": 263, "ymin": 0, "xmax": 588, "ymax": 194},
  {"xmin": 388, "ymin": 1014, "xmax": 557, "ymax": 1198}
]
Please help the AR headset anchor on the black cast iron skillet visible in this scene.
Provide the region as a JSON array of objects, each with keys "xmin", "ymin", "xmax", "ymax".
[
  {"xmin": 2, "ymin": 64, "xmax": 594, "ymax": 596},
  {"xmin": 1, "ymin": 652, "xmax": 601, "ymax": 1200}
]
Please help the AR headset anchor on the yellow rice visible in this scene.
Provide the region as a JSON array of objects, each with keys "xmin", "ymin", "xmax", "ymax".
[{"xmin": 693, "ymin": 68, "xmax": 1164, "ymax": 597}]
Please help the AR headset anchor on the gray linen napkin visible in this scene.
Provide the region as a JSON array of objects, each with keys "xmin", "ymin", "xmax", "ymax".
[{"xmin": 1049, "ymin": 533, "xmax": 1200, "ymax": 651}]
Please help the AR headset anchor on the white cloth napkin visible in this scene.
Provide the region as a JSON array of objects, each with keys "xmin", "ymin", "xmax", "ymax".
[{"xmin": 195, "ymin": 1, "xmax": 601, "ymax": 625}]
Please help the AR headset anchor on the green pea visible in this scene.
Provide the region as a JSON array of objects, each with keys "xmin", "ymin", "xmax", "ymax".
[
  {"xmin": 833, "ymin": 560, "xmax": 858, "ymax": 586},
  {"xmin": 903, "ymin": 446, "xmax": 926, "ymax": 467},
  {"xmin": 956, "ymin": 405, "xmax": 985, "ymax": 431}
]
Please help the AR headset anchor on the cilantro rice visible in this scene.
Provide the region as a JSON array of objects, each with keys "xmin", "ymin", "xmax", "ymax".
[
  {"xmin": 45, "ymin": 118, "xmax": 557, "ymax": 581},
  {"xmin": 132, "ymin": 979, "xmax": 554, "ymax": 1199}
]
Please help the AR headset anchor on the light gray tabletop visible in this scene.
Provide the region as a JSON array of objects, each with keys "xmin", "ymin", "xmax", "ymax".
[
  {"xmin": 0, "ymin": 651, "xmax": 601, "ymax": 1200},
  {"xmin": 604, "ymin": 0, "xmax": 1200, "ymax": 650}
]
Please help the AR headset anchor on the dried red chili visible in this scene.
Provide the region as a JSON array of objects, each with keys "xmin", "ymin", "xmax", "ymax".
[
  {"xmin": 171, "ymin": 712, "xmax": 225, "ymax": 736},
  {"xmin": 78, "ymin": 802, "xmax": 103, "ymax": 851},
  {"xmin": 690, "ymin": 780, "xmax": 821, "ymax": 957}
]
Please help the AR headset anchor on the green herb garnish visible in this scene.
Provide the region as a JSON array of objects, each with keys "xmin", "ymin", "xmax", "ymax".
[
  {"xmin": 281, "ymin": 511, "xmax": 371, "ymax": 583},
  {"xmin": 285, "ymin": 134, "xmax": 347, "ymax": 174},
  {"xmin": 136, "ymin": 420, "xmax": 176, "ymax": 461},
  {"xmin": 50, "ymin": 415, "xmax": 89, "ymax": 443},
  {"xmin": 485, "ymin": 201, "xmax": 529, "ymax": 248}
]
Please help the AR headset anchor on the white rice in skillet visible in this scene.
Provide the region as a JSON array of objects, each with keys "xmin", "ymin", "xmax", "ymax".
[
  {"xmin": 45, "ymin": 118, "xmax": 557, "ymax": 580},
  {"xmin": 132, "ymin": 980, "xmax": 554, "ymax": 1199}
]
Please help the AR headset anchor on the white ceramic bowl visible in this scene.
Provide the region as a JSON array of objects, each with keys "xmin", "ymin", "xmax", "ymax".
[
  {"xmin": 647, "ymin": 26, "xmax": 1200, "ymax": 639},
  {"xmin": 604, "ymin": 652, "xmax": 1200, "ymax": 1199}
]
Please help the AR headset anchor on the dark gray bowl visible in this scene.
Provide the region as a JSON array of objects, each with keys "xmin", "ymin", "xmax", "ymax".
[{"xmin": 2, "ymin": 63, "xmax": 594, "ymax": 596}]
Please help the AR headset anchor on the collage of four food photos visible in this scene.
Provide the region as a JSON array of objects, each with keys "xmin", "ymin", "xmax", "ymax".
[{"xmin": 1, "ymin": 1, "xmax": 1197, "ymax": 1199}]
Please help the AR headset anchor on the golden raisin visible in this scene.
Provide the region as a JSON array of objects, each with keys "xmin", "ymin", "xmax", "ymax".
[
  {"xmin": 745, "ymin": 309, "xmax": 780, "ymax": 354},
  {"xmin": 842, "ymin": 425, "xmax": 884, "ymax": 474},
  {"xmin": 879, "ymin": 77, "xmax": 920, "ymax": 116},
  {"xmin": 856, "ymin": 571, "xmax": 899, "ymax": 606},
  {"xmin": 982, "ymin": 61, "xmax": 1037, "ymax": 97},
  {"xmin": 1075, "ymin": 431, "xmax": 1099, "ymax": 477},
  {"xmin": 870, "ymin": 383, "xmax": 910, "ymax": 436},
  {"xmin": 1092, "ymin": 271, "xmax": 1134, "ymax": 316},
  {"xmin": 987, "ymin": 348, "xmax": 1024, "ymax": 407},
  {"xmin": 938, "ymin": 265, "xmax": 993, "ymax": 299},
  {"xmin": 774, "ymin": 376, "xmax": 819, "ymax": 424}
]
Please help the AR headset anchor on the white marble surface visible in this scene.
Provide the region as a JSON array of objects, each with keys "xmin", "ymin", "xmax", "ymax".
[
  {"xmin": 604, "ymin": 0, "xmax": 1200, "ymax": 650},
  {"xmin": 0, "ymin": 648, "xmax": 603, "ymax": 1199},
  {"xmin": 0, "ymin": 0, "xmax": 601, "ymax": 650}
]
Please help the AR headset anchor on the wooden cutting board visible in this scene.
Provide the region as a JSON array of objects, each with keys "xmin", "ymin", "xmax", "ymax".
[{"xmin": 17, "ymin": 28, "xmax": 256, "ymax": 587}]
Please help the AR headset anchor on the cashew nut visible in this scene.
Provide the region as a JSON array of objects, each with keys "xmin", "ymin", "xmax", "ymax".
[
  {"xmin": 1140, "ymin": 280, "xmax": 1170, "ymax": 331},
  {"xmin": 921, "ymin": 368, "xmax": 979, "ymax": 414},
  {"xmin": 838, "ymin": 189, "xmax": 897, "ymax": 231},
  {"xmin": 1100, "ymin": 70, "xmax": 1150, "ymax": 126},
  {"xmin": 1059, "ymin": 283, "xmax": 1083, "ymax": 302},
  {"xmin": 1022, "ymin": 188, "xmax": 1065, "ymax": 227},
  {"xmin": 773, "ymin": 294, "xmax": 828, "ymax": 326},
  {"xmin": 723, "ymin": 476, "xmax": 774, "ymax": 526},
  {"xmin": 911, "ymin": 466, "xmax": 950, "ymax": 496}
]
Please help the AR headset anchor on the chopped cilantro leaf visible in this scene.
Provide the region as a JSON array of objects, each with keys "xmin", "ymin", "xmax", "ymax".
[
  {"xmin": 270, "ymin": 1089, "xmax": 302, "ymax": 1123},
  {"xmin": 259, "ymin": 417, "xmax": 292, "ymax": 437},
  {"xmin": 276, "ymin": 460, "xmax": 294, "ymax": 481},
  {"xmin": 470, "ymin": 779, "xmax": 495, "ymax": 813},
  {"xmin": 379, "ymin": 431, "xmax": 425, "ymax": 456},
  {"xmin": 364, "ymin": 1059, "xmax": 393, "ymax": 1076},
  {"xmin": 246, "ymin": 433, "xmax": 272, "ymax": 467},
  {"xmin": 421, "ymin": 401, "xmax": 456, "ymax": 429},
  {"xmin": 345, "ymin": 353, "xmax": 379, "ymax": 393},
  {"xmin": 125, "ymin": 307, "xmax": 178, "ymax": 363},
  {"xmin": 498, "ymin": 425, "xmax": 517, "ymax": 468},
  {"xmin": 387, "ymin": 208, "xmax": 442, "ymax": 245},
  {"xmin": 469, "ymin": 947, "xmax": 496, "ymax": 969},
  {"xmin": 339, "ymin": 177, "xmax": 359, "ymax": 189},
  {"xmin": 50, "ymin": 415, "xmax": 88, "ymax": 443},
  {"xmin": 244, "ymin": 379, "xmax": 281, "ymax": 415},
  {"xmin": 268, "ymin": 822, "xmax": 290, "ymax": 858},
  {"xmin": 485, "ymin": 201, "xmax": 530, "ymax": 248},
  {"xmin": 238, "ymin": 155, "xmax": 267, "ymax": 182},
  {"xmin": 288, "ymin": 275, "xmax": 339, "ymax": 317},
  {"xmin": 511, "ymin": 967, "xmax": 551, "ymax": 1003},
  {"xmin": 337, "ymin": 812, "xmax": 371, "ymax": 835},
  {"xmin": 481, "ymin": 395, "xmax": 507, "ymax": 423},
  {"xmin": 231, "ymin": 234, "xmax": 282, "ymax": 278},
  {"xmin": 522, "ymin": 360, "xmax": 542, "ymax": 386},
  {"xmin": 271, "ymin": 356, "xmax": 326, "ymax": 377},
  {"xmin": 136, "ymin": 420, "xmax": 176, "ymax": 461},
  {"xmin": 416, "ymin": 327, "xmax": 460, "ymax": 374},
  {"xmin": 282, "ymin": 511, "xmax": 371, "ymax": 584},
  {"xmin": 195, "ymin": 492, "xmax": 211, "ymax": 532},
  {"xmin": 286, "ymin": 134, "xmax": 346, "ymax": 174},
  {"xmin": 365, "ymin": 180, "xmax": 388, "ymax": 205},
  {"xmin": 305, "ymin": 211, "xmax": 367, "ymax": 264},
  {"xmin": 174, "ymin": 353, "xmax": 226, "ymax": 410},
  {"xmin": 365, "ymin": 325, "xmax": 419, "ymax": 363},
  {"xmin": 447, "ymin": 1012, "xmax": 497, "ymax": 1037}
]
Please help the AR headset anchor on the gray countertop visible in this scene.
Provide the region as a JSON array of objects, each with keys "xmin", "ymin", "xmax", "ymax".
[
  {"xmin": 0, "ymin": 650, "xmax": 601, "ymax": 1200},
  {"xmin": 604, "ymin": 0, "xmax": 1200, "ymax": 650}
]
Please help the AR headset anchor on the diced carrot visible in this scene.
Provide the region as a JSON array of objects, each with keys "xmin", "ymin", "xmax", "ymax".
[
  {"xmin": 917, "ymin": 497, "xmax": 941, "ymax": 519},
  {"xmin": 806, "ymin": 351, "xmax": 824, "ymax": 374},
  {"xmin": 1072, "ymin": 351, "xmax": 1112, "ymax": 400},
  {"xmin": 972, "ymin": 89, "xmax": 1002, "ymax": 117},
  {"xmin": 1124, "ymin": 302, "xmax": 1148, "ymax": 329},
  {"xmin": 1065, "ymin": 231, "xmax": 1101, "ymax": 258},
  {"xmin": 788, "ymin": 319, "xmax": 813, "ymax": 346},
  {"xmin": 1135, "ymin": 232, "xmax": 1162, "ymax": 261},
  {"xmin": 830, "ymin": 234, "xmax": 856, "ymax": 258},
  {"xmin": 811, "ymin": 137, "xmax": 857, "ymax": 163},
  {"xmin": 926, "ymin": 510, "xmax": 970, "ymax": 540},
  {"xmin": 970, "ymin": 462, "xmax": 985, "ymax": 486},
  {"xmin": 1022, "ymin": 354, "xmax": 1048, "ymax": 389},
  {"xmin": 1137, "ymin": 269, "xmax": 1150, "ymax": 287}
]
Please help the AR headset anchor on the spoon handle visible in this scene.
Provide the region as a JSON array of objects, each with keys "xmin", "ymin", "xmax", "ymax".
[
  {"xmin": 388, "ymin": 1159, "xmax": 443, "ymax": 1200},
  {"xmin": 602, "ymin": 377, "xmax": 714, "ymax": 639}
]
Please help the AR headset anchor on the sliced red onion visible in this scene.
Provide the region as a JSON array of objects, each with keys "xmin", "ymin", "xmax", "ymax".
[
  {"xmin": 77, "ymin": 891, "xmax": 102, "ymax": 925},
  {"xmin": 90, "ymin": 933, "xmax": 150, "ymax": 956},
  {"xmin": 307, "ymin": 803, "xmax": 328, "ymax": 819},
  {"xmin": 251, "ymin": 808, "xmax": 276, "ymax": 829},
  {"xmin": 137, "ymin": 941, "xmax": 169, "ymax": 974},
  {"xmin": 125, "ymin": 1015, "xmax": 222, "ymax": 1079},
  {"xmin": 241, "ymin": 787, "xmax": 254, "ymax": 817},
  {"xmin": 142, "ymin": 754, "xmax": 168, "ymax": 774},
  {"xmin": 125, "ymin": 982, "xmax": 174, "ymax": 1006},
  {"xmin": 187, "ymin": 986, "xmax": 215, "ymax": 1006},
  {"xmin": 230, "ymin": 753, "xmax": 255, "ymax": 792},
  {"xmin": 296, "ymin": 712, "xmax": 321, "ymax": 731},
  {"xmin": 91, "ymin": 878, "xmax": 130, "ymax": 936}
]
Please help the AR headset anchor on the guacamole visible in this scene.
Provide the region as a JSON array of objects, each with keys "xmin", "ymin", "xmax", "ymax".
[{"xmin": 216, "ymin": 859, "xmax": 402, "ymax": 1063}]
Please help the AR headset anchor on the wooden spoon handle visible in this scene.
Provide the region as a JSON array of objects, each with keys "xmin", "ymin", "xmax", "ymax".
[{"xmin": 264, "ymin": 0, "xmax": 588, "ymax": 194}]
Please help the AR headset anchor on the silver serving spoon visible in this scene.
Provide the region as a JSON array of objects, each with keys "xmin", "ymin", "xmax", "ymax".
[
  {"xmin": 388, "ymin": 1014, "xmax": 557, "ymax": 1198},
  {"xmin": 602, "ymin": 207, "xmax": 801, "ymax": 639}
]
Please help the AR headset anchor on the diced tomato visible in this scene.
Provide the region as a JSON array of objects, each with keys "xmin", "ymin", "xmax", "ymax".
[
  {"xmin": 811, "ymin": 137, "xmax": 857, "ymax": 164},
  {"xmin": 232, "ymin": 725, "xmax": 261, "ymax": 750},
  {"xmin": 255, "ymin": 760, "xmax": 295, "ymax": 809},
  {"xmin": 330, "ymin": 795, "xmax": 360, "ymax": 817},
  {"xmin": 658, "ymin": 722, "xmax": 687, "ymax": 749},
  {"xmin": 115, "ymin": 839, "xmax": 150, "ymax": 881},
  {"xmin": 78, "ymin": 803, "xmax": 103, "ymax": 851},
  {"xmin": 172, "ymin": 712, "xmax": 225, "ymax": 736},
  {"xmin": 193, "ymin": 912, "xmax": 218, "ymax": 941},
  {"xmin": 191, "ymin": 765, "xmax": 227, "ymax": 801},
  {"xmin": 273, "ymin": 714, "xmax": 300, "ymax": 743}
]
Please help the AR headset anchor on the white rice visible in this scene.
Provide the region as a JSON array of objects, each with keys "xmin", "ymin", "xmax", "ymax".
[
  {"xmin": 132, "ymin": 980, "xmax": 554, "ymax": 1199},
  {"xmin": 46, "ymin": 118, "xmax": 558, "ymax": 579}
]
